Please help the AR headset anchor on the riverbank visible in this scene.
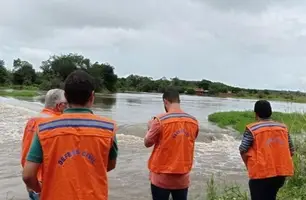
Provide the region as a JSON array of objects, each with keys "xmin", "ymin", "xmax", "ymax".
[
  {"xmin": 222, "ymin": 92, "xmax": 306, "ymax": 104},
  {"xmin": 232, "ymin": 94, "xmax": 306, "ymax": 104},
  {"xmin": 2, "ymin": 86, "xmax": 306, "ymax": 104},
  {"xmin": 208, "ymin": 111, "xmax": 306, "ymax": 133},
  {"xmin": 0, "ymin": 89, "xmax": 40, "ymax": 97},
  {"xmin": 0, "ymin": 87, "xmax": 113, "ymax": 98}
]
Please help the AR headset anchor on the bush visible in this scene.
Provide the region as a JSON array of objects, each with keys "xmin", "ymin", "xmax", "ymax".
[{"xmin": 186, "ymin": 88, "xmax": 196, "ymax": 95}]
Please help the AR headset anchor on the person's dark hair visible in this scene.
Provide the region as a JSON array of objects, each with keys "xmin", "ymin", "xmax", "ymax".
[
  {"xmin": 254, "ymin": 100, "xmax": 272, "ymax": 119},
  {"xmin": 162, "ymin": 87, "xmax": 180, "ymax": 103},
  {"xmin": 64, "ymin": 70, "xmax": 95, "ymax": 106}
]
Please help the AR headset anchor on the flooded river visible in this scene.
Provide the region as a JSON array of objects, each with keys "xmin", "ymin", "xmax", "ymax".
[{"xmin": 1, "ymin": 93, "xmax": 306, "ymax": 200}]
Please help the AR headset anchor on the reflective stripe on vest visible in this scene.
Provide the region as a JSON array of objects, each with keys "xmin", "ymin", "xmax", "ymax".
[
  {"xmin": 159, "ymin": 113, "xmax": 196, "ymax": 121},
  {"xmin": 39, "ymin": 118, "xmax": 115, "ymax": 132},
  {"xmin": 249, "ymin": 121, "xmax": 286, "ymax": 132}
]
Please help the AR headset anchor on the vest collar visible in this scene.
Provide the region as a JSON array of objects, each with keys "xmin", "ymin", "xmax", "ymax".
[
  {"xmin": 41, "ymin": 108, "xmax": 61, "ymax": 116},
  {"xmin": 64, "ymin": 108, "xmax": 93, "ymax": 114}
]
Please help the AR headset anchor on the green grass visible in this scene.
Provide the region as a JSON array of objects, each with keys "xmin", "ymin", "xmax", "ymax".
[
  {"xmin": 0, "ymin": 89, "xmax": 39, "ymax": 97},
  {"xmin": 277, "ymin": 138, "xmax": 306, "ymax": 199},
  {"xmin": 235, "ymin": 95, "xmax": 306, "ymax": 104},
  {"xmin": 206, "ymin": 176, "xmax": 248, "ymax": 200},
  {"xmin": 208, "ymin": 111, "xmax": 306, "ymax": 134},
  {"xmin": 0, "ymin": 85, "xmax": 39, "ymax": 91},
  {"xmin": 0, "ymin": 85, "xmax": 41, "ymax": 97},
  {"xmin": 205, "ymin": 140, "xmax": 306, "ymax": 200},
  {"xmin": 231, "ymin": 91, "xmax": 306, "ymax": 103}
]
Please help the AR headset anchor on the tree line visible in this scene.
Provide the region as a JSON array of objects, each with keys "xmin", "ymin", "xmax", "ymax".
[{"xmin": 0, "ymin": 53, "xmax": 305, "ymax": 99}]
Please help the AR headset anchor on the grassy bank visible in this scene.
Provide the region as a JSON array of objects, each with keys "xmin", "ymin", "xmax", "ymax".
[
  {"xmin": 205, "ymin": 139, "xmax": 306, "ymax": 200},
  {"xmin": 208, "ymin": 111, "xmax": 306, "ymax": 133},
  {"xmin": 2, "ymin": 84, "xmax": 306, "ymax": 104},
  {"xmin": 0, "ymin": 85, "xmax": 40, "ymax": 98},
  {"xmin": 0, "ymin": 89, "xmax": 40, "ymax": 97},
  {"xmin": 0, "ymin": 86, "xmax": 113, "ymax": 98},
  {"xmin": 228, "ymin": 92, "xmax": 306, "ymax": 104}
]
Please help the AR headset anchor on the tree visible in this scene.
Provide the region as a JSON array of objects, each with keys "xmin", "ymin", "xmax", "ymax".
[
  {"xmin": 154, "ymin": 78, "xmax": 170, "ymax": 93},
  {"xmin": 12, "ymin": 59, "xmax": 36, "ymax": 85},
  {"xmin": 171, "ymin": 77, "xmax": 180, "ymax": 86},
  {"xmin": 209, "ymin": 82, "xmax": 229, "ymax": 94},
  {"xmin": 0, "ymin": 60, "xmax": 8, "ymax": 84},
  {"xmin": 100, "ymin": 63, "xmax": 117, "ymax": 92},
  {"xmin": 87, "ymin": 62, "xmax": 105, "ymax": 92},
  {"xmin": 40, "ymin": 54, "xmax": 91, "ymax": 90},
  {"xmin": 186, "ymin": 88, "xmax": 196, "ymax": 95},
  {"xmin": 88, "ymin": 62, "xmax": 117, "ymax": 92},
  {"xmin": 198, "ymin": 79, "xmax": 212, "ymax": 90},
  {"xmin": 40, "ymin": 54, "xmax": 118, "ymax": 92},
  {"xmin": 231, "ymin": 87, "xmax": 242, "ymax": 94},
  {"xmin": 41, "ymin": 54, "xmax": 91, "ymax": 80}
]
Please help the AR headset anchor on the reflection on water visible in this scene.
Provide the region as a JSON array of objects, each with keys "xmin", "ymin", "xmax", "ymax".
[
  {"xmin": 126, "ymin": 98, "xmax": 142, "ymax": 105},
  {"xmin": 95, "ymin": 94, "xmax": 117, "ymax": 110}
]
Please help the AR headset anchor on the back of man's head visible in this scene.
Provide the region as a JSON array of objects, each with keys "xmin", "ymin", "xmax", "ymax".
[
  {"xmin": 64, "ymin": 70, "xmax": 95, "ymax": 106},
  {"xmin": 254, "ymin": 100, "xmax": 272, "ymax": 119},
  {"xmin": 162, "ymin": 87, "xmax": 180, "ymax": 103},
  {"xmin": 45, "ymin": 89, "xmax": 65, "ymax": 109}
]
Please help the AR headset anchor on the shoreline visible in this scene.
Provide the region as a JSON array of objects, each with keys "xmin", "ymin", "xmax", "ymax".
[{"xmin": 1, "ymin": 88, "xmax": 306, "ymax": 104}]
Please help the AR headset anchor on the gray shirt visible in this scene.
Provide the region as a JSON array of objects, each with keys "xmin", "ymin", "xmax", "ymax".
[{"xmin": 239, "ymin": 124, "xmax": 294, "ymax": 154}]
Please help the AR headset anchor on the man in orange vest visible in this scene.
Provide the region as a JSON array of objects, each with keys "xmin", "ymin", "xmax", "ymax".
[
  {"xmin": 22, "ymin": 70, "xmax": 118, "ymax": 200},
  {"xmin": 239, "ymin": 100, "xmax": 294, "ymax": 200},
  {"xmin": 145, "ymin": 88, "xmax": 199, "ymax": 200},
  {"xmin": 21, "ymin": 89, "xmax": 67, "ymax": 200}
]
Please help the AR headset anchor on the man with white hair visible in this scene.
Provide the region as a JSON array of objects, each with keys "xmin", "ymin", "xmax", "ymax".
[{"xmin": 21, "ymin": 88, "xmax": 67, "ymax": 200}]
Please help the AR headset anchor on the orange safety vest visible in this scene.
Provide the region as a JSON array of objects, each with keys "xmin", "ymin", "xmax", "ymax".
[
  {"xmin": 21, "ymin": 108, "xmax": 60, "ymax": 181},
  {"xmin": 148, "ymin": 112, "xmax": 199, "ymax": 174},
  {"xmin": 246, "ymin": 120, "xmax": 294, "ymax": 179},
  {"xmin": 37, "ymin": 113, "xmax": 116, "ymax": 200}
]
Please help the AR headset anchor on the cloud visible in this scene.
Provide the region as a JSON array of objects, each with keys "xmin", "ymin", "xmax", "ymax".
[{"xmin": 1, "ymin": 0, "xmax": 306, "ymax": 90}]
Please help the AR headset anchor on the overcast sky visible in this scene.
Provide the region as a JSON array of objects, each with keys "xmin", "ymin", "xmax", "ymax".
[{"xmin": 1, "ymin": 0, "xmax": 306, "ymax": 91}]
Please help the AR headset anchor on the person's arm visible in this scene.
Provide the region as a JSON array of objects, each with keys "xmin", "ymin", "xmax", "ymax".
[
  {"xmin": 239, "ymin": 129, "xmax": 254, "ymax": 167},
  {"xmin": 144, "ymin": 119, "xmax": 161, "ymax": 148},
  {"xmin": 21, "ymin": 119, "xmax": 33, "ymax": 166},
  {"xmin": 288, "ymin": 134, "xmax": 295, "ymax": 157},
  {"xmin": 195, "ymin": 123, "xmax": 200, "ymax": 139},
  {"xmin": 22, "ymin": 133, "xmax": 43, "ymax": 193},
  {"xmin": 108, "ymin": 132, "xmax": 118, "ymax": 172}
]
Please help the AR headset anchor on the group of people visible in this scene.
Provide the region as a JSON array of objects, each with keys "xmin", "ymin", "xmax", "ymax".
[{"xmin": 21, "ymin": 69, "xmax": 294, "ymax": 200}]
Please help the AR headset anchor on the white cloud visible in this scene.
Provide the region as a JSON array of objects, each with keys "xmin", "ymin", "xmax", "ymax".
[{"xmin": 1, "ymin": 0, "xmax": 306, "ymax": 90}]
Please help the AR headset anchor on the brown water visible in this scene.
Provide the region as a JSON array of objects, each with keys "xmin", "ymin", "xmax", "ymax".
[{"xmin": 1, "ymin": 93, "xmax": 306, "ymax": 200}]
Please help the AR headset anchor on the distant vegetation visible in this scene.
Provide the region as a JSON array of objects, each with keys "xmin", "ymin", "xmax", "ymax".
[
  {"xmin": 1, "ymin": 53, "xmax": 306, "ymax": 102},
  {"xmin": 208, "ymin": 111, "xmax": 306, "ymax": 134}
]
